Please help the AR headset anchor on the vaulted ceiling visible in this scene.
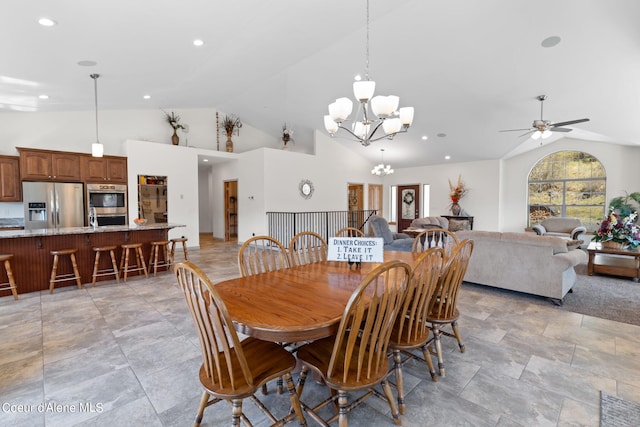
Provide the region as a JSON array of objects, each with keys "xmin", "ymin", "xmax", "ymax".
[{"xmin": 2, "ymin": 0, "xmax": 639, "ymax": 168}]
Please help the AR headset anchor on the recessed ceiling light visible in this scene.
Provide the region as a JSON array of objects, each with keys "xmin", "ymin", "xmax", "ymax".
[
  {"xmin": 39, "ymin": 94, "xmax": 49, "ymax": 99},
  {"xmin": 203, "ymin": 159, "xmax": 209, "ymax": 162},
  {"xmin": 77, "ymin": 60, "xmax": 97, "ymax": 67},
  {"xmin": 193, "ymin": 39, "xmax": 204, "ymax": 47},
  {"xmin": 437, "ymin": 133, "xmax": 447, "ymax": 138},
  {"xmin": 444, "ymin": 155, "xmax": 451, "ymax": 160},
  {"xmin": 541, "ymin": 36, "xmax": 561, "ymax": 48},
  {"xmin": 421, "ymin": 135, "xmax": 428, "ymax": 140},
  {"xmin": 38, "ymin": 17, "xmax": 57, "ymax": 27},
  {"xmin": 143, "ymin": 95, "xmax": 151, "ymax": 100}
]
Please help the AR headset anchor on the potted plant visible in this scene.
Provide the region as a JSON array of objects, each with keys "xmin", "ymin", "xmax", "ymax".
[
  {"xmin": 608, "ymin": 192, "xmax": 640, "ymax": 220},
  {"xmin": 221, "ymin": 115, "xmax": 242, "ymax": 152},
  {"xmin": 164, "ymin": 111, "xmax": 185, "ymax": 145}
]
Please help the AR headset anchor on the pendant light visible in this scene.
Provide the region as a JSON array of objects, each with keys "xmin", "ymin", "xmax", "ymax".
[{"xmin": 90, "ymin": 73, "xmax": 103, "ymax": 157}]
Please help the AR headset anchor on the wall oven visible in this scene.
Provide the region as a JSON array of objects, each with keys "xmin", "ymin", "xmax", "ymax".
[{"xmin": 86, "ymin": 183, "xmax": 128, "ymax": 226}]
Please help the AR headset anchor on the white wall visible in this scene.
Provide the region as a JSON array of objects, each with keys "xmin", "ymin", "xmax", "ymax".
[{"xmin": 384, "ymin": 159, "xmax": 502, "ymax": 231}]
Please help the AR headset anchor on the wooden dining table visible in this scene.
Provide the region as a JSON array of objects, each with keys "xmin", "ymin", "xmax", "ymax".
[{"xmin": 214, "ymin": 250, "xmax": 417, "ymax": 343}]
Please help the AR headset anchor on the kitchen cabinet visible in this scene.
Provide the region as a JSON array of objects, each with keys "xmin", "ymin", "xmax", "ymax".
[
  {"xmin": 0, "ymin": 156, "xmax": 21, "ymax": 201},
  {"xmin": 18, "ymin": 148, "xmax": 81, "ymax": 182},
  {"xmin": 81, "ymin": 156, "xmax": 128, "ymax": 183}
]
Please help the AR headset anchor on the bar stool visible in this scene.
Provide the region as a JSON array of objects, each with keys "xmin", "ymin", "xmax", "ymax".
[
  {"xmin": 49, "ymin": 249, "xmax": 82, "ymax": 294},
  {"xmin": 120, "ymin": 243, "xmax": 148, "ymax": 282},
  {"xmin": 170, "ymin": 237, "xmax": 189, "ymax": 267},
  {"xmin": 0, "ymin": 254, "xmax": 19, "ymax": 300},
  {"xmin": 91, "ymin": 246, "xmax": 120, "ymax": 286},
  {"xmin": 148, "ymin": 240, "xmax": 171, "ymax": 276}
]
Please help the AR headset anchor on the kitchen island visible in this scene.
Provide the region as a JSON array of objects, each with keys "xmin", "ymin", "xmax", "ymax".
[{"xmin": 0, "ymin": 223, "xmax": 184, "ymax": 295}]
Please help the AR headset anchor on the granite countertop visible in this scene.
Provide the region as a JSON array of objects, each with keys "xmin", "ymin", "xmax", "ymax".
[
  {"xmin": 0, "ymin": 223, "xmax": 185, "ymax": 239},
  {"xmin": 0, "ymin": 218, "xmax": 25, "ymax": 229}
]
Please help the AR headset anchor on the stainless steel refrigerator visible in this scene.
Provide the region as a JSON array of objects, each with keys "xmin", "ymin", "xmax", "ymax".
[{"xmin": 23, "ymin": 182, "xmax": 85, "ymax": 230}]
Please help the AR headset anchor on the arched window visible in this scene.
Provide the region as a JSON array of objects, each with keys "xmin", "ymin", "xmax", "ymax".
[{"xmin": 528, "ymin": 151, "xmax": 606, "ymax": 231}]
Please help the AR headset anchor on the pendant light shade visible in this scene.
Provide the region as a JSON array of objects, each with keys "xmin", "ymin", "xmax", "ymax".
[{"xmin": 90, "ymin": 74, "xmax": 103, "ymax": 157}]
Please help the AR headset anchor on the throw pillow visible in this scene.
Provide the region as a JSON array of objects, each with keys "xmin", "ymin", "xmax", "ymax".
[
  {"xmin": 449, "ymin": 219, "xmax": 470, "ymax": 232},
  {"xmin": 566, "ymin": 239, "xmax": 582, "ymax": 250}
]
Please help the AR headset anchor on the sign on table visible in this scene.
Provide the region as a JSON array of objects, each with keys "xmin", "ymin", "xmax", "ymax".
[{"xmin": 327, "ymin": 237, "xmax": 384, "ymax": 263}]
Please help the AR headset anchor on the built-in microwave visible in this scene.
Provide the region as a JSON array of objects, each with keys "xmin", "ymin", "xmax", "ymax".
[{"xmin": 86, "ymin": 183, "xmax": 127, "ymax": 226}]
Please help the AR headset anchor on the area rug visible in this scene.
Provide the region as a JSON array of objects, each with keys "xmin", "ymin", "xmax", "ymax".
[
  {"xmin": 600, "ymin": 391, "xmax": 640, "ymax": 427},
  {"xmin": 462, "ymin": 258, "xmax": 640, "ymax": 326}
]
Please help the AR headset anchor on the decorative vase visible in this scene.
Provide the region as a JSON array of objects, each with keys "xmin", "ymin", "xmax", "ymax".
[
  {"xmin": 451, "ymin": 202, "xmax": 461, "ymax": 216},
  {"xmin": 601, "ymin": 240, "xmax": 626, "ymax": 250},
  {"xmin": 226, "ymin": 134, "xmax": 234, "ymax": 152},
  {"xmin": 171, "ymin": 129, "xmax": 179, "ymax": 146}
]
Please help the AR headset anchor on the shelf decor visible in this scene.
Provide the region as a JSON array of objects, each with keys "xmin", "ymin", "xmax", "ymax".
[
  {"xmin": 222, "ymin": 115, "xmax": 242, "ymax": 153},
  {"xmin": 164, "ymin": 111, "xmax": 185, "ymax": 145}
]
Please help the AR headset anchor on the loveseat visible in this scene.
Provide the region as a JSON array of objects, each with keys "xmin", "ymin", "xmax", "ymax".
[
  {"xmin": 456, "ymin": 230, "xmax": 587, "ymax": 303},
  {"xmin": 368, "ymin": 215, "xmax": 413, "ymax": 252},
  {"xmin": 410, "ymin": 216, "xmax": 449, "ymax": 229},
  {"xmin": 532, "ymin": 217, "xmax": 587, "ymax": 242}
]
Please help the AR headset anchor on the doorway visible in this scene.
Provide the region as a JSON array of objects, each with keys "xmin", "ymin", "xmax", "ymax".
[
  {"xmin": 224, "ymin": 180, "xmax": 238, "ymax": 241},
  {"xmin": 347, "ymin": 183, "xmax": 364, "ymax": 229},
  {"xmin": 396, "ymin": 184, "xmax": 420, "ymax": 232}
]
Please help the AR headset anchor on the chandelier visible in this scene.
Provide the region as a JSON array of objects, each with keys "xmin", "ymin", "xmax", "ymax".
[
  {"xmin": 90, "ymin": 74, "xmax": 103, "ymax": 157},
  {"xmin": 371, "ymin": 149, "xmax": 394, "ymax": 176},
  {"xmin": 323, "ymin": 0, "xmax": 414, "ymax": 147}
]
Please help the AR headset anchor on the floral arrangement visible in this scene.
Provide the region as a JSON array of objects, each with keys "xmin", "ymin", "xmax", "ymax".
[
  {"xmin": 592, "ymin": 208, "xmax": 640, "ymax": 249},
  {"xmin": 222, "ymin": 115, "xmax": 242, "ymax": 136},
  {"xmin": 448, "ymin": 175, "xmax": 467, "ymax": 204},
  {"xmin": 282, "ymin": 123, "xmax": 293, "ymax": 145},
  {"xmin": 164, "ymin": 111, "xmax": 185, "ymax": 130}
]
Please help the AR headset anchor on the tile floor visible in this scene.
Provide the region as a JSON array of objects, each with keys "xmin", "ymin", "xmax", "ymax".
[{"xmin": 1, "ymin": 238, "xmax": 639, "ymax": 426}]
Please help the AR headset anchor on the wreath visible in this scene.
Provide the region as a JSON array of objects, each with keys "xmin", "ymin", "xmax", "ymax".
[{"xmin": 403, "ymin": 192, "xmax": 415, "ymax": 205}]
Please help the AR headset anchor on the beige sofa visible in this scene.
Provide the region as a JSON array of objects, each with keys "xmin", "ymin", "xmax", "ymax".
[{"xmin": 456, "ymin": 230, "xmax": 587, "ymax": 303}]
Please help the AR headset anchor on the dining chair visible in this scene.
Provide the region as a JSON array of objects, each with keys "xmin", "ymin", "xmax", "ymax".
[
  {"xmin": 296, "ymin": 259, "xmax": 412, "ymax": 427},
  {"xmin": 237, "ymin": 235, "xmax": 291, "ymax": 395},
  {"xmin": 389, "ymin": 247, "xmax": 444, "ymax": 414},
  {"xmin": 289, "ymin": 231, "xmax": 328, "ymax": 267},
  {"xmin": 175, "ymin": 261, "xmax": 307, "ymax": 427},
  {"xmin": 238, "ymin": 235, "xmax": 290, "ymax": 277},
  {"xmin": 411, "ymin": 227, "xmax": 459, "ymax": 257},
  {"xmin": 427, "ymin": 238, "xmax": 474, "ymax": 377},
  {"xmin": 335, "ymin": 227, "xmax": 365, "ymax": 237}
]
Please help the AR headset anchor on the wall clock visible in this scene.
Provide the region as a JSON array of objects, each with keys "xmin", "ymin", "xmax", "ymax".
[{"xmin": 299, "ymin": 179, "xmax": 314, "ymax": 199}]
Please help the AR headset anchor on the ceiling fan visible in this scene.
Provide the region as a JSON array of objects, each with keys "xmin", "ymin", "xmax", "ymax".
[{"xmin": 500, "ymin": 95, "xmax": 590, "ymax": 140}]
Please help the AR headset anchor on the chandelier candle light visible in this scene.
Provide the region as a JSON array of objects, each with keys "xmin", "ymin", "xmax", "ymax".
[
  {"xmin": 323, "ymin": 0, "xmax": 414, "ymax": 146},
  {"xmin": 371, "ymin": 149, "xmax": 393, "ymax": 176}
]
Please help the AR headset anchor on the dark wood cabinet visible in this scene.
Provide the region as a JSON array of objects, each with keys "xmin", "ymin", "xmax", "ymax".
[
  {"xmin": 0, "ymin": 156, "xmax": 21, "ymax": 201},
  {"xmin": 18, "ymin": 148, "xmax": 81, "ymax": 182},
  {"xmin": 81, "ymin": 155, "xmax": 127, "ymax": 183}
]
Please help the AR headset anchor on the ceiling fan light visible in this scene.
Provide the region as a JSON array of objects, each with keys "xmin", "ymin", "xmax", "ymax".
[
  {"xmin": 324, "ymin": 115, "xmax": 338, "ymax": 134},
  {"xmin": 353, "ymin": 80, "xmax": 375, "ymax": 102},
  {"xmin": 531, "ymin": 131, "xmax": 542, "ymax": 140},
  {"xmin": 541, "ymin": 130, "xmax": 552, "ymax": 139},
  {"xmin": 399, "ymin": 107, "xmax": 414, "ymax": 125}
]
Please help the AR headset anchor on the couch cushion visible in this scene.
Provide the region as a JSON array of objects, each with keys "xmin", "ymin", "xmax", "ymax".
[{"xmin": 449, "ymin": 219, "xmax": 471, "ymax": 232}]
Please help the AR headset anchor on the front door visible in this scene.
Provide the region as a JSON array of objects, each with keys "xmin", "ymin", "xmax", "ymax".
[
  {"xmin": 347, "ymin": 184, "xmax": 364, "ymax": 229},
  {"xmin": 397, "ymin": 185, "xmax": 420, "ymax": 232}
]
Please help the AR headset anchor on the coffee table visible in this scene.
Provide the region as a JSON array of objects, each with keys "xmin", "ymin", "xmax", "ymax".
[{"xmin": 586, "ymin": 241, "xmax": 640, "ymax": 281}]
